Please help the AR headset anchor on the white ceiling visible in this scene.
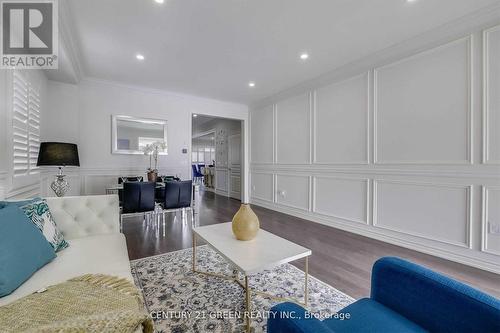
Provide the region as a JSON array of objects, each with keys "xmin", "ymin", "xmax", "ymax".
[{"xmin": 65, "ymin": 0, "xmax": 499, "ymax": 105}]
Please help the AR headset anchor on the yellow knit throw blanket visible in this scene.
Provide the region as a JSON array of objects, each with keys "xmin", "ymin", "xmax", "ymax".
[{"xmin": 0, "ymin": 274, "xmax": 153, "ymax": 333}]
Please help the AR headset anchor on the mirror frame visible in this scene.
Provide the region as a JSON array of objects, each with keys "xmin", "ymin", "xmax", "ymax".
[{"xmin": 111, "ymin": 115, "xmax": 168, "ymax": 155}]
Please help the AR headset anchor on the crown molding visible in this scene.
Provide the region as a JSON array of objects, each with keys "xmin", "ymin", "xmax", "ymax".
[
  {"xmin": 55, "ymin": 0, "xmax": 84, "ymax": 82},
  {"xmin": 250, "ymin": 3, "xmax": 500, "ymax": 110}
]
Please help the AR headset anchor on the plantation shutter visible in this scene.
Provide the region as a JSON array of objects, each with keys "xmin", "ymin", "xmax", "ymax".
[
  {"xmin": 12, "ymin": 70, "xmax": 40, "ymax": 177},
  {"xmin": 28, "ymin": 81, "xmax": 41, "ymax": 174},
  {"xmin": 12, "ymin": 71, "xmax": 29, "ymax": 177}
]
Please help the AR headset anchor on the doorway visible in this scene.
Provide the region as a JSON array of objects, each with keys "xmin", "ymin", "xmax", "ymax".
[{"xmin": 191, "ymin": 115, "xmax": 243, "ymax": 201}]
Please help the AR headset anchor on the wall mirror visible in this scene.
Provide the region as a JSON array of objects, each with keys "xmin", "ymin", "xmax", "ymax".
[{"xmin": 111, "ymin": 115, "xmax": 168, "ymax": 155}]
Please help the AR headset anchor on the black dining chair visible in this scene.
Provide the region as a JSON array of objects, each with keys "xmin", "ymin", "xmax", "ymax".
[
  {"xmin": 162, "ymin": 180, "xmax": 193, "ymax": 223},
  {"xmin": 120, "ymin": 182, "xmax": 156, "ymax": 231},
  {"xmin": 154, "ymin": 176, "xmax": 179, "ymax": 203},
  {"xmin": 117, "ymin": 176, "xmax": 144, "ymax": 204},
  {"xmin": 118, "ymin": 176, "xmax": 144, "ymax": 184}
]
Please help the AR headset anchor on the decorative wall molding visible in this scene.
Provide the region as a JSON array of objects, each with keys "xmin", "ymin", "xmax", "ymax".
[
  {"xmin": 41, "ymin": 166, "xmax": 189, "ymax": 196},
  {"xmin": 250, "ymin": 197, "xmax": 500, "ymax": 274},
  {"xmin": 215, "ymin": 167, "xmax": 228, "ymax": 194},
  {"xmin": 482, "ymin": 185, "xmax": 500, "ymax": 256},
  {"xmin": 312, "ymin": 72, "xmax": 370, "ymax": 165},
  {"xmin": 373, "ymin": 36, "xmax": 473, "ymax": 165},
  {"xmin": 249, "ymin": 22, "xmax": 500, "ymax": 273},
  {"xmin": 373, "ymin": 180, "xmax": 472, "ymax": 249},
  {"xmin": 275, "ymin": 93, "xmax": 311, "ymax": 165},
  {"xmin": 250, "ymin": 163, "xmax": 500, "ymax": 179},
  {"xmin": 274, "ymin": 173, "xmax": 311, "ymax": 212},
  {"xmin": 483, "ymin": 24, "xmax": 500, "ymax": 165},
  {"xmin": 312, "ymin": 175, "xmax": 369, "ymax": 225},
  {"xmin": 250, "ymin": 171, "xmax": 274, "ymax": 202}
]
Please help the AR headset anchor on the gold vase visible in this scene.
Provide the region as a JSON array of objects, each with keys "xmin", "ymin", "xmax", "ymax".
[{"xmin": 232, "ymin": 204, "xmax": 260, "ymax": 241}]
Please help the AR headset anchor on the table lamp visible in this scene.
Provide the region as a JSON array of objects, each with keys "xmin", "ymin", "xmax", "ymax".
[{"xmin": 37, "ymin": 142, "xmax": 80, "ymax": 197}]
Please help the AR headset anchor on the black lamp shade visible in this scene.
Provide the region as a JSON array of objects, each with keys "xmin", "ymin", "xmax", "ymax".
[{"xmin": 37, "ymin": 142, "xmax": 80, "ymax": 167}]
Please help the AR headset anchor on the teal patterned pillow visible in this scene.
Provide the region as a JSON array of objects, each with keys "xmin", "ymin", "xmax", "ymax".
[{"xmin": 20, "ymin": 199, "xmax": 69, "ymax": 252}]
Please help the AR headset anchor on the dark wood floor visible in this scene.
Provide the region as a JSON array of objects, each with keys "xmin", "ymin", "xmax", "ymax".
[{"xmin": 123, "ymin": 190, "xmax": 500, "ymax": 299}]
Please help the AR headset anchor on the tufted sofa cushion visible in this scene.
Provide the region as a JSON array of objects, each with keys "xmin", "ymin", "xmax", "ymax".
[
  {"xmin": 0, "ymin": 194, "xmax": 133, "ymax": 309},
  {"xmin": 45, "ymin": 195, "xmax": 120, "ymax": 240}
]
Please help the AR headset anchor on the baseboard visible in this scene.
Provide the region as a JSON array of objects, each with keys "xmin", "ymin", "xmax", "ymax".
[
  {"xmin": 215, "ymin": 189, "xmax": 229, "ymax": 197},
  {"xmin": 250, "ymin": 198, "xmax": 500, "ymax": 274}
]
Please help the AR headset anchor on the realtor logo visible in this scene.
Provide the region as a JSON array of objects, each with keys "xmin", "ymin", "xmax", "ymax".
[{"xmin": 1, "ymin": 0, "xmax": 58, "ymax": 69}]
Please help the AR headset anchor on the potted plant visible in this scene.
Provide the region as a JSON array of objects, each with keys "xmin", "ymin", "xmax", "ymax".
[{"xmin": 143, "ymin": 141, "xmax": 166, "ymax": 182}]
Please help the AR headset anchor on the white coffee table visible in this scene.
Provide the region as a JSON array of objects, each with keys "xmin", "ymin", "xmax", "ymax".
[{"xmin": 192, "ymin": 222, "xmax": 312, "ymax": 332}]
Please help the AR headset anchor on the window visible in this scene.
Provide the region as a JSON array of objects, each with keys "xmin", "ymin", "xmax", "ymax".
[
  {"xmin": 192, "ymin": 146, "xmax": 215, "ymax": 164},
  {"xmin": 12, "ymin": 70, "xmax": 40, "ymax": 178}
]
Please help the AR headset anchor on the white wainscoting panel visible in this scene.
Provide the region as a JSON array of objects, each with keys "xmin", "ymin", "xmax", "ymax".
[
  {"xmin": 484, "ymin": 25, "xmax": 500, "ymax": 164},
  {"xmin": 251, "ymin": 105, "xmax": 274, "ymax": 164},
  {"xmin": 313, "ymin": 176, "xmax": 368, "ymax": 224},
  {"xmin": 375, "ymin": 37, "xmax": 471, "ymax": 164},
  {"xmin": 276, "ymin": 174, "xmax": 310, "ymax": 211},
  {"xmin": 482, "ymin": 186, "xmax": 500, "ymax": 255},
  {"xmin": 83, "ymin": 175, "xmax": 120, "ymax": 195},
  {"xmin": 250, "ymin": 25, "xmax": 500, "ymax": 273},
  {"xmin": 215, "ymin": 168, "xmax": 228, "ymax": 194},
  {"xmin": 250, "ymin": 172, "xmax": 273, "ymax": 202},
  {"xmin": 276, "ymin": 93, "xmax": 311, "ymax": 164},
  {"xmin": 230, "ymin": 174, "xmax": 241, "ymax": 196},
  {"xmin": 374, "ymin": 180, "xmax": 471, "ymax": 248},
  {"xmin": 314, "ymin": 73, "xmax": 369, "ymax": 164}
]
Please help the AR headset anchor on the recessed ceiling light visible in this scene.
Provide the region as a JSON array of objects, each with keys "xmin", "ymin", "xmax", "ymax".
[
  {"xmin": 300, "ymin": 53, "xmax": 309, "ymax": 60},
  {"xmin": 193, "ymin": 114, "xmax": 198, "ymax": 117},
  {"xmin": 406, "ymin": 0, "xmax": 417, "ymax": 2},
  {"xmin": 154, "ymin": 0, "xmax": 164, "ymax": 3},
  {"xmin": 248, "ymin": 82, "xmax": 255, "ymax": 87},
  {"xmin": 136, "ymin": 54, "xmax": 145, "ymax": 60}
]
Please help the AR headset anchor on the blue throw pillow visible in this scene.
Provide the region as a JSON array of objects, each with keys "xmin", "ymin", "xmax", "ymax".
[
  {"xmin": 0, "ymin": 205, "xmax": 56, "ymax": 297},
  {"xmin": 20, "ymin": 199, "xmax": 69, "ymax": 252}
]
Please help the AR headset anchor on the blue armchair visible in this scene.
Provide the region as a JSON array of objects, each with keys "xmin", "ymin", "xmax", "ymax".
[{"xmin": 268, "ymin": 257, "xmax": 500, "ymax": 333}]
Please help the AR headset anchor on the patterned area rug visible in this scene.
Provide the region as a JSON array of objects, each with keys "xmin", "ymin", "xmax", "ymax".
[{"xmin": 130, "ymin": 246, "xmax": 354, "ymax": 333}]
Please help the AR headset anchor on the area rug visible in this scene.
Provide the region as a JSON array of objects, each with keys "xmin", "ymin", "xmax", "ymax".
[{"xmin": 130, "ymin": 245, "xmax": 354, "ymax": 333}]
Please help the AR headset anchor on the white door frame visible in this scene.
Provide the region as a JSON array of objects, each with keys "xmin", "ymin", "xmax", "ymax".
[{"xmin": 228, "ymin": 133, "xmax": 242, "ymax": 199}]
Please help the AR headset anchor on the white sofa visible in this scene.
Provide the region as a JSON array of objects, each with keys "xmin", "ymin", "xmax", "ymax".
[{"xmin": 0, "ymin": 194, "xmax": 133, "ymax": 306}]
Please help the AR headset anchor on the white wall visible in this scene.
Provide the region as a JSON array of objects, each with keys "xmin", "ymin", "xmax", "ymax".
[
  {"xmin": 250, "ymin": 24, "xmax": 500, "ymax": 273},
  {"xmin": 41, "ymin": 79, "xmax": 248, "ymax": 197}
]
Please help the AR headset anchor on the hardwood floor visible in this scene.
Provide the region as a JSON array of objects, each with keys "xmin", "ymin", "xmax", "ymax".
[{"xmin": 122, "ymin": 190, "xmax": 500, "ymax": 300}]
